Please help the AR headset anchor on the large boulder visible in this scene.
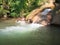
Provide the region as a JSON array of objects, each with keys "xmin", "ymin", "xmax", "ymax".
[
  {"xmin": 51, "ymin": 1, "xmax": 60, "ymax": 25},
  {"xmin": 26, "ymin": 1, "xmax": 55, "ymax": 26},
  {"xmin": 51, "ymin": 9, "xmax": 60, "ymax": 25},
  {"xmin": 52, "ymin": 15, "xmax": 60, "ymax": 24},
  {"xmin": 26, "ymin": 2, "xmax": 55, "ymax": 20}
]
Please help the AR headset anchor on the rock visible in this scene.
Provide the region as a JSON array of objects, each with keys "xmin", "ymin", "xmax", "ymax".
[
  {"xmin": 52, "ymin": 14, "xmax": 60, "ymax": 25},
  {"xmin": 26, "ymin": 0, "xmax": 55, "ymax": 26},
  {"xmin": 51, "ymin": 2, "xmax": 60, "ymax": 25}
]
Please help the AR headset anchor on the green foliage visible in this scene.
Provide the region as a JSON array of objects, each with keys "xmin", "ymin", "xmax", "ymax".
[
  {"xmin": 0, "ymin": 0, "xmax": 44, "ymax": 18},
  {"xmin": 0, "ymin": 0, "xmax": 2, "ymax": 4},
  {"xmin": 10, "ymin": 12, "xmax": 18, "ymax": 18}
]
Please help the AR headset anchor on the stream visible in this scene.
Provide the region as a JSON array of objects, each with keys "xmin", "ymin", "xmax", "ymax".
[{"xmin": 0, "ymin": 20, "xmax": 60, "ymax": 45}]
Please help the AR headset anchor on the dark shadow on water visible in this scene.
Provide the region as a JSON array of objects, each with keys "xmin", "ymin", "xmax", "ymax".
[{"xmin": 43, "ymin": 25, "xmax": 60, "ymax": 45}]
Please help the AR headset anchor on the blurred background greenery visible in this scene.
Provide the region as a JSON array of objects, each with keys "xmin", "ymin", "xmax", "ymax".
[{"xmin": 0, "ymin": 0, "xmax": 47, "ymax": 18}]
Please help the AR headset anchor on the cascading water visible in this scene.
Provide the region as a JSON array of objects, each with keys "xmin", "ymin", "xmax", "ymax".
[{"xmin": 0, "ymin": 21, "xmax": 44, "ymax": 34}]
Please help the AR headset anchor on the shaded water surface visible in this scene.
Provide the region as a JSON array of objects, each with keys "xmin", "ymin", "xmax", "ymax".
[{"xmin": 0, "ymin": 21, "xmax": 60, "ymax": 45}]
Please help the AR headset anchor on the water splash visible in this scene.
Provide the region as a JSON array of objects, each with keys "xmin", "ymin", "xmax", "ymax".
[{"xmin": 0, "ymin": 21, "xmax": 44, "ymax": 34}]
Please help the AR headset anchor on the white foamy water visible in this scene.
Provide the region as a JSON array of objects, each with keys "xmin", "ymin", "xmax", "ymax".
[
  {"xmin": 0, "ymin": 21, "xmax": 44, "ymax": 33},
  {"xmin": 16, "ymin": 21, "xmax": 26, "ymax": 25}
]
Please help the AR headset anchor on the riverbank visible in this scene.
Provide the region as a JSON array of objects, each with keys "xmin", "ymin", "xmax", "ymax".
[
  {"xmin": 0, "ymin": 18, "xmax": 60, "ymax": 27},
  {"xmin": 0, "ymin": 18, "xmax": 16, "ymax": 22}
]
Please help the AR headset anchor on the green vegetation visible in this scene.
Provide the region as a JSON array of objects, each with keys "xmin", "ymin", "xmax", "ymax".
[{"xmin": 0, "ymin": 0, "xmax": 45, "ymax": 18}]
